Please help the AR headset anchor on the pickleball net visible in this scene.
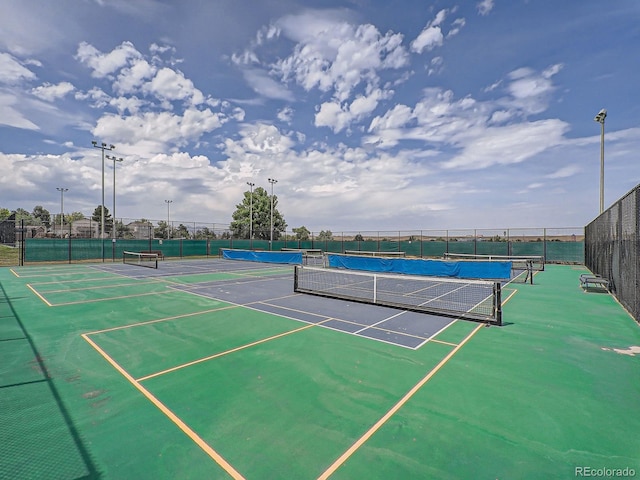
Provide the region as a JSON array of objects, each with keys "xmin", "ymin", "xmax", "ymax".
[
  {"xmin": 294, "ymin": 265, "xmax": 502, "ymax": 325},
  {"xmin": 442, "ymin": 252, "xmax": 544, "ymax": 284},
  {"xmin": 123, "ymin": 251, "xmax": 159, "ymax": 269},
  {"xmin": 442, "ymin": 252, "xmax": 544, "ymax": 271}
]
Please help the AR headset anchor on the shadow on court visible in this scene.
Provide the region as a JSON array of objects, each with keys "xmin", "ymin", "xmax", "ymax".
[{"xmin": 0, "ymin": 282, "xmax": 101, "ymax": 479}]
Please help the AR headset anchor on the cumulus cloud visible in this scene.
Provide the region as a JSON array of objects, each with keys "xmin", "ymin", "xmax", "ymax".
[
  {"xmin": 114, "ymin": 58, "xmax": 156, "ymax": 95},
  {"xmin": 277, "ymin": 106, "xmax": 294, "ymax": 123},
  {"xmin": 92, "ymin": 108, "xmax": 226, "ymax": 152},
  {"xmin": 410, "ymin": 9, "xmax": 448, "ymax": 54},
  {"xmin": 143, "ymin": 67, "xmax": 204, "ymax": 106},
  {"xmin": 31, "ymin": 81, "xmax": 75, "ymax": 101},
  {"xmin": 505, "ymin": 64, "xmax": 563, "ymax": 114},
  {"xmin": 74, "ymin": 87, "xmax": 111, "ymax": 109},
  {"xmin": 272, "ymin": 11, "xmax": 408, "ymax": 102},
  {"xmin": 315, "ymin": 88, "xmax": 388, "ymax": 133},
  {"xmin": 366, "ymin": 64, "xmax": 567, "ymax": 160},
  {"xmin": 477, "ymin": 0, "xmax": 495, "ymax": 16},
  {"xmin": 76, "ymin": 41, "xmax": 142, "ymax": 78},
  {"xmin": 447, "ymin": 18, "xmax": 466, "ymax": 38},
  {"xmin": 214, "ymin": 122, "xmax": 440, "ymax": 225}
]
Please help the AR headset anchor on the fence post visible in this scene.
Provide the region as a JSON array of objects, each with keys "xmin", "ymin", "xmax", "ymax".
[
  {"xmin": 68, "ymin": 232, "xmax": 72, "ymax": 264},
  {"xmin": 20, "ymin": 219, "xmax": 25, "ymax": 266}
]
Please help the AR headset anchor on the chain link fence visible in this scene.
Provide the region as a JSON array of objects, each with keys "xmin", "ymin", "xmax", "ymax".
[
  {"xmin": 0, "ymin": 213, "xmax": 584, "ymax": 266},
  {"xmin": 585, "ymin": 183, "xmax": 639, "ymax": 323}
]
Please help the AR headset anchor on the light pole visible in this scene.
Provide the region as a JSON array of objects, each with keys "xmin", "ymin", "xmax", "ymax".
[
  {"xmin": 268, "ymin": 178, "xmax": 277, "ymax": 250},
  {"xmin": 165, "ymin": 200, "xmax": 173, "ymax": 239},
  {"xmin": 92, "ymin": 141, "xmax": 115, "ymax": 260},
  {"xmin": 106, "ymin": 155, "xmax": 123, "ymax": 239},
  {"xmin": 594, "ymin": 109, "xmax": 607, "ymax": 214},
  {"xmin": 56, "ymin": 187, "xmax": 68, "ymax": 237},
  {"xmin": 246, "ymin": 181, "xmax": 254, "ymax": 240}
]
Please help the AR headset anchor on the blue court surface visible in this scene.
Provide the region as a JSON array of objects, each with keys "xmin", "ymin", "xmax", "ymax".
[{"xmin": 92, "ymin": 258, "xmax": 476, "ymax": 349}]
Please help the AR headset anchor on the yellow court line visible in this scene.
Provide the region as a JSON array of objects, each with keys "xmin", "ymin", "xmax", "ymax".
[
  {"xmin": 81, "ymin": 333, "xmax": 245, "ymax": 480},
  {"xmin": 46, "ymin": 290, "xmax": 171, "ymax": 307},
  {"xmin": 501, "ymin": 289, "xmax": 518, "ymax": 306},
  {"xmin": 29, "ymin": 276, "xmax": 141, "ymax": 286},
  {"xmin": 317, "ymin": 322, "xmax": 485, "ymax": 480},
  {"xmin": 429, "ymin": 338, "xmax": 459, "ymax": 347},
  {"xmin": 35, "ymin": 280, "xmax": 161, "ymax": 294},
  {"xmin": 10, "ymin": 268, "xmax": 98, "ymax": 278},
  {"xmin": 26, "ymin": 284, "xmax": 53, "ymax": 307},
  {"xmin": 137, "ymin": 318, "xmax": 334, "ymax": 382},
  {"xmin": 87, "ymin": 304, "xmax": 240, "ymax": 335}
]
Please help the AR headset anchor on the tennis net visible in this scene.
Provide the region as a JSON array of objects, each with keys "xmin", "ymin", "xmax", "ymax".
[
  {"xmin": 443, "ymin": 252, "xmax": 544, "ymax": 284},
  {"xmin": 123, "ymin": 250, "xmax": 159, "ymax": 269},
  {"xmin": 294, "ymin": 265, "xmax": 502, "ymax": 325}
]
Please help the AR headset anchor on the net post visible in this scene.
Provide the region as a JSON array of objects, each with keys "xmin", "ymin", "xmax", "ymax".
[
  {"xmin": 373, "ymin": 274, "xmax": 377, "ymax": 303},
  {"xmin": 20, "ymin": 219, "xmax": 25, "ymax": 266},
  {"xmin": 294, "ymin": 265, "xmax": 300, "ymax": 292},
  {"xmin": 494, "ymin": 282, "xmax": 502, "ymax": 326}
]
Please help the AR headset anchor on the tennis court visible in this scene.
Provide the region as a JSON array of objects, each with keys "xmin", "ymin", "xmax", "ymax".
[{"xmin": 1, "ymin": 255, "xmax": 639, "ymax": 479}]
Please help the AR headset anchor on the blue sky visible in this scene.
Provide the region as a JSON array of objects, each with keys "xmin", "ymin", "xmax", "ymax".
[{"xmin": 1, "ymin": 0, "xmax": 639, "ymax": 232}]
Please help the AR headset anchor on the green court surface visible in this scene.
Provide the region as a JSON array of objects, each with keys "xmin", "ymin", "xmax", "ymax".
[{"xmin": 1, "ymin": 262, "xmax": 639, "ymax": 479}]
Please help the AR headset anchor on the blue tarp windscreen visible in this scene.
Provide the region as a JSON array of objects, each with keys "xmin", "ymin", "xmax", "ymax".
[
  {"xmin": 326, "ymin": 254, "xmax": 511, "ymax": 279},
  {"xmin": 221, "ymin": 249, "xmax": 302, "ymax": 264}
]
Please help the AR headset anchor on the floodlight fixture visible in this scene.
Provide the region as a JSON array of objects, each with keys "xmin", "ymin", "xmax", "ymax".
[
  {"xmin": 165, "ymin": 200, "xmax": 173, "ymax": 239},
  {"xmin": 92, "ymin": 140, "xmax": 116, "ymax": 260},
  {"xmin": 106, "ymin": 155, "xmax": 124, "ymax": 239}
]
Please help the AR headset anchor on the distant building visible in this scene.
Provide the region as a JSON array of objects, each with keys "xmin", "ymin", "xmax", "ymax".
[
  {"xmin": 71, "ymin": 218, "xmax": 100, "ymax": 238},
  {"xmin": 126, "ymin": 221, "xmax": 154, "ymax": 239}
]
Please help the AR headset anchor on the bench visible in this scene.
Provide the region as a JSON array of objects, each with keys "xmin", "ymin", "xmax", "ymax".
[
  {"xmin": 141, "ymin": 250, "xmax": 164, "ymax": 260},
  {"xmin": 580, "ymin": 274, "xmax": 609, "ymax": 291}
]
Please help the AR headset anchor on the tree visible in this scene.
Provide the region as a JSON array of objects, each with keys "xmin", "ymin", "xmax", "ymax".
[
  {"xmin": 0, "ymin": 208, "xmax": 10, "ymax": 221},
  {"xmin": 194, "ymin": 227, "xmax": 216, "ymax": 239},
  {"xmin": 317, "ymin": 230, "xmax": 333, "ymax": 241},
  {"xmin": 292, "ymin": 226, "xmax": 310, "ymax": 241},
  {"xmin": 15, "ymin": 208, "xmax": 35, "ymax": 225},
  {"xmin": 154, "ymin": 221, "xmax": 168, "ymax": 239},
  {"xmin": 114, "ymin": 219, "xmax": 128, "ymax": 239},
  {"xmin": 67, "ymin": 212, "xmax": 85, "ymax": 222},
  {"xmin": 92, "ymin": 205, "xmax": 113, "ymax": 236},
  {"xmin": 175, "ymin": 224, "xmax": 190, "ymax": 239},
  {"xmin": 354, "ymin": 233, "xmax": 364, "ymax": 241},
  {"xmin": 230, "ymin": 186, "xmax": 287, "ymax": 240},
  {"xmin": 32, "ymin": 205, "xmax": 51, "ymax": 227}
]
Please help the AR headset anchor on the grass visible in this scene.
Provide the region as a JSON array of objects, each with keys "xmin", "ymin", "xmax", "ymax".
[{"xmin": 0, "ymin": 244, "xmax": 19, "ymax": 266}]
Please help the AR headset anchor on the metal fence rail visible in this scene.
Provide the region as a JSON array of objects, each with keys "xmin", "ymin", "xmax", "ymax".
[{"xmin": 0, "ymin": 221, "xmax": 585, "ymax": 266}]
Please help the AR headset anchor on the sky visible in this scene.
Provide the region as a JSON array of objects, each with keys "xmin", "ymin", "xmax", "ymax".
[{"xmin": 1, "ymin": 0, "xmax": 639, "ymax": 233}]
